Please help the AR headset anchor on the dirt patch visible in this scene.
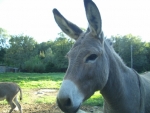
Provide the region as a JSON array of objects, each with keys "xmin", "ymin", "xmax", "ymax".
[
  {"xmin": 36, "ymin": 89, "xmax": 57, "ymax": 95},
  {"xmin": 36, "ymin": 88, "xmax": 57, "ymax": 97},
  {"xmin": 0, "ymin": 103, "xmax": 103, "ymax": 113},
  {"xmin": 0, "ymin": 89, "xmax": 103, "ymax": 113},
  {"xmin": 0, "ymin": 103, "xmax": 60, "ymax": 113}
]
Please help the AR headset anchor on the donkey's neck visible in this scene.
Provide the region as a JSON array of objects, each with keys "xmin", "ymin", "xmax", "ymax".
[
  {"xmin": 101, "ymin": 48, "xmax": 132, "ymax": 99},
  {"xmin": 100, "ymin": 43, "xmax": 141, "ymax": 112}
]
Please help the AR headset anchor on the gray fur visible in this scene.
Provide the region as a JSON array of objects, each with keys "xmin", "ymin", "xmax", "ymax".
[
  {"xmin": 0, "ymin": 82, "xmax": 23, "ymax": 113},
  {"xmin": 53, "ymin": 0, "xmax": 150, "ymax": 113}
]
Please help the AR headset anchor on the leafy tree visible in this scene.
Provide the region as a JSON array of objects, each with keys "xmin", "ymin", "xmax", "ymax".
[
  {"xmin": 44, "ymin": 48, "xmax": 53, "ymax": 62},
  {"xmin": 111, "ymin": 34, "xmax": 148, "ymax": 72},
  {"xmin": 43, "ymin": 48, "xmax": 57, "ymax": 72},
  {"xmin": 51, "ymin": 32, "xmax": 74, "ymax": 72},
  {"xmin": 23, "ymin": 55, "xmax": 45, "ymax": 73},
  {"xmin": 0, "ymin": 48, "xmax": 6, "ymax": 64},
  {"xmin": 37, "ymin": 32, "xmax": 74, "ymax": 72},
  {"xmin": 0, "ymin": 28, "xmax": 10, "ymax": 64},
  {"xmin": 39, "ymin": 51, "xmax": 45, "ymax": 59},
  {"xmin": 145, "ymin": 42, "xmax": 150, "ymax": 71},
  {"xmin": 0, "ymin": 28, "xmax": 10, "ymax": 48},
  {"xmin": 4, "ymin": 35, "xmax": 37, "ymax": 69}
]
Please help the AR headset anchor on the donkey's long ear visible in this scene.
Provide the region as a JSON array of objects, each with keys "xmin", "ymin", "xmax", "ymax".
[
  {"xmin": 53, "ymin": 9, "xmax": 83, "ymax": 40},
  {"xmin": 84, "ymin": 0, "xmax": 102, "ymax": 37}
]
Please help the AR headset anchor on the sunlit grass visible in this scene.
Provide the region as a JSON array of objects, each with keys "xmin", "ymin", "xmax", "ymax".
[
  {"xmin": 0, "ymin": 73, "xmax": 63, "ymax": 89},
  {"xmin": 35, "ymin": 96, "xmax": 56, "ymax": 104},
  {"xmin": 83, "ymin": 91, "xmax": 103, "ymax": 106},
  {"xmin": 21, "ymin": 89, "xmax": 33, "ymax": 104},
  {"xmin": 0, "ymin": 73, "xmax": 103, "ymax": 106},
  {"xmin": 0, "ymin": 100, "xmax": 7, "ymax": 105},
  {"xmin": 19, "ymin": 80, "xmax": 62, "ymax": 89}
]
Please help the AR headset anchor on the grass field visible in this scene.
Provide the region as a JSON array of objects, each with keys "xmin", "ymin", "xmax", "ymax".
[{"xmin": 0, "ymin": 72, "xmax": 103, "ymax": 106}]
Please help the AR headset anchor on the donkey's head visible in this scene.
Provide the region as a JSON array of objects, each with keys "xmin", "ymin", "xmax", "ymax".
[{"xmin": 53, "ymin": 0, "xmax": 109, "ymax": 112}]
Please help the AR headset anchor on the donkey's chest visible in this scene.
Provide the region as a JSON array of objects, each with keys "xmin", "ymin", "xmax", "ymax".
[
  {"xmin": 103, "ymin": 95, "xmax": 143, "ymax": 113},
  {"xmin": 104, "ymin": 105, "xmax": 141, "ymax": 113}
]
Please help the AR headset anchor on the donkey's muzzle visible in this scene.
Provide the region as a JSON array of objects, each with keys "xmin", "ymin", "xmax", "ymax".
[
  {"xmin": 57, "ymin": 97, "xmax": 79, "ymax": 113},
  {"xmin": 56, "ymin": 80, "xmax": 84, "ymax": 113}
]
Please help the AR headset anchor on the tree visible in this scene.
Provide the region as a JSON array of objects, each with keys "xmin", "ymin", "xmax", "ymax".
[
  {"xmin": 21, "ymin": 32, "xmax": 74, "ymax": 72},
  {"xmin": 23, "ymin": 55, "xmax": 45, "ymax": 73},
  {"xmin": 111, "ymin": 34, "xmax": 149, "ymax": 72},
  {"xmin": 51, "ymin": 32, "xmax": 74, "ymax": 72},
  {"xmin": 0, "ymin": 28, "xmax": 10, "ymax": 64},
  {"xmin": 39, "ymin": 51, "xmax": 45, "ymax": 59},
  {"xmin": 145, "ymin": 42, "xmax": 150, "ymax": 71},
  {"xmin": 0, "ymin": 28, "xmax": 10, "ymax": 48},
  {"xmin": 5, "ymin": 35, "xmax": 37, "ymax": 69},
  {"xmin": 43, "ymin": 48, "xmax": 56, "ymax": 72},
  {"xmin": 0, "ymin": 48, "xmax": 6, "ymax": 64}
]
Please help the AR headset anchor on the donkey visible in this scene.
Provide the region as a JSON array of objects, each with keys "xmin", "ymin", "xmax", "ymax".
[
  {"xmin": 0, "ymin": 82, "xmax": 23, "ymax": 113},
  {"xmin": 53, "ymin": 0, "xmax": 150, "ymax": 113}
]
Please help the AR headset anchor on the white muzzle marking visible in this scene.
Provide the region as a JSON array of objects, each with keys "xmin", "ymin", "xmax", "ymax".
[{"xmin": 57, "ymin": 80, "xmax": 84, "ymax": 112}]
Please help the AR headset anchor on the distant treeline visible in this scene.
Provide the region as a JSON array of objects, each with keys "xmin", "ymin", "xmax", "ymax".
[{"xmin": 0, "ymin": 28, "xmax": 150, "ymax": 73}]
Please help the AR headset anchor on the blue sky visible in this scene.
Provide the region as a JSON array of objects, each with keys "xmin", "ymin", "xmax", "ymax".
[{"xmin": 0, "ymin": 0, "xmax": 150, "ymax": 43}]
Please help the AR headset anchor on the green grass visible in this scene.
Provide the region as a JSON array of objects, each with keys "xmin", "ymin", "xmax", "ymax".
[
  {"xmin": 0, "ymin": 72, "xmax": 103, "ymax": 106},
  {"xmin": 35, "ymin": 96, "xmax": 56, "ymax": 104},
  {"xmin": 83, "ymin": 91, "xmax": 103, "ymax": 106},
  {"xmin": 0, "ymin": 73, "xmax": 63, "ymax": 89}
]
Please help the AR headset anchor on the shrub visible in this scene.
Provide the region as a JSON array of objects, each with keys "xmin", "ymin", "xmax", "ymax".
[{"xmin": 23, "ymin": 56, "xmax": 45, "ymax": 73}]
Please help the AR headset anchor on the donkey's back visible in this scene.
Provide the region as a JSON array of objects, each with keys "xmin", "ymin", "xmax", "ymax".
[{"xmin": 0, "ymin": 82, "xmax": 20, "ymax": 97}]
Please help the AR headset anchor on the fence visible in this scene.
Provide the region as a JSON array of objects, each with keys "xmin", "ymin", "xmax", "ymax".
[{"xmin": 0, "ymin": 65, "xmax": 19, "ymax": 73}]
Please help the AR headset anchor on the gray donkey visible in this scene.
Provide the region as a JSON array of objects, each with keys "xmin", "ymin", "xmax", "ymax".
[
  {"xmin": 53, "ymin": 0, "xmax": 150, "ymax": 113},
  {"xmin": 0, "ymin": 82, "xmax": 23, "ymax": 113}
]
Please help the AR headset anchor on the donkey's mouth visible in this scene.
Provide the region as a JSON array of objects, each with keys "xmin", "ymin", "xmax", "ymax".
[
  {"xmin": 59, "ymin": 105, "xmax": 81, "ymax": 113},
  {"xmin": 74, "ymin": 104, "xmax": 81, "ymax": 113},
  {"xmin": 64, "ymin": 105, "xmax": 80, "ymax": 113},
  {"xmin": 67, "ymin": 105, "xmax": 80, "ymax": 113},
  {"xmin": 57, "ymin": 97, "xmax": 81, "ymax": 113}
]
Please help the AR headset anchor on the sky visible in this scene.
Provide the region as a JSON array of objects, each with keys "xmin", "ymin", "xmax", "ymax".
[{"xmin": 0, "ymin": 0, "xmax": 150, "ymax": 43}]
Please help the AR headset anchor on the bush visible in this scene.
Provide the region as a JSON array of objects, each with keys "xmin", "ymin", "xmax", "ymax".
[{"xmin": 23, "ymin": 56, "xmax": 45, "ymax": 73}]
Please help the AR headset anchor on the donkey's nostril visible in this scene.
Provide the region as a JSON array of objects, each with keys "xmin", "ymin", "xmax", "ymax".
[{"xmin": 65, "ymin": 98, "xmax": 72, "ymax": 107}]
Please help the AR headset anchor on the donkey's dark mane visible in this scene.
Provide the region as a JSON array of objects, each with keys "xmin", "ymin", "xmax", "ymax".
[{"xmin": 104, "ymin": 39, "xmax": 129, "ymax": 72}]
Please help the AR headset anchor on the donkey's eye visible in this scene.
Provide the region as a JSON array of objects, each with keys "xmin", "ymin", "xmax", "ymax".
[{"xmin": 86, "ymin": 54, "xmax": 98, "ymax": 63}]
